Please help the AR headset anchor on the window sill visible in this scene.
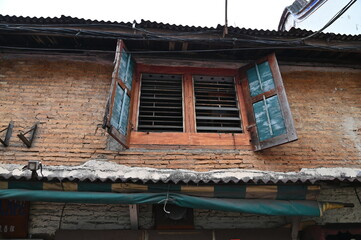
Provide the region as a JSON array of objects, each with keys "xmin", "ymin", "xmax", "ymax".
[{"xmin": 129, "ymin": 131, "xmax": 252, "ymax": 149}]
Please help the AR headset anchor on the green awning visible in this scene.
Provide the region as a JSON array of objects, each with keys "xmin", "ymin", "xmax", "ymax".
[
  {"xmin": 1, "ymin": 181, "xmax": 320, "ymax": 200},
  {"xmin": 0, "ymin": 189, "xmax": 322, "ymax": 216}
]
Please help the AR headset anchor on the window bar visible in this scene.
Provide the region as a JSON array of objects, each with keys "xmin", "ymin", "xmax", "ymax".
[
  {"xmin": 255, "ymin": 64, "xmax": 263, "ymax": 91},
  {"xmin": 124, "ymin": 53, "xmax": 131, "ymax": 85},
  {"xmin": 118, "ymin": 88, "xmax": 128, "ymax": 131},
  {"xmin": 262, "ymin": 95, "xmax": 273, "ymax": 136}
]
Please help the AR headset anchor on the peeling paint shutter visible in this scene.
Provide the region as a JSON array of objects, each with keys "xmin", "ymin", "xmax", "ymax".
[
  {"xmin": 104, "ymin": 40, "xmax": 135, "ymax": 148},
  {"xmin": 241, "ymin": 53, "xmax": 297, "ymax": 151}
]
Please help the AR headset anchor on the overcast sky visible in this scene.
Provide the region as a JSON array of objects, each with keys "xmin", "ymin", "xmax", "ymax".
[{"xmin": 0, "ymin": 0, "xmax": 294, "ymax": 30}]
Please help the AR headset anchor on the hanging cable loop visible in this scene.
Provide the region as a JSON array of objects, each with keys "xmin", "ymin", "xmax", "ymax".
[{"xmin": 158, "ymin": 187, "xmax": 172, "ymax": 214}]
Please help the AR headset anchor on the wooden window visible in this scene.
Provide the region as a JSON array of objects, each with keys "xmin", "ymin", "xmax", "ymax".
[
  {"xmin": 138, "ymin": 73, "xmax": 183, "ymax": 132},
  {"xmin": 240, "ymin": 53, "xmax": 297, "ymax": 151},
  {"xmin": 128, "ymin": 65, "xmax": 250, "ymax": 148},
  {"xmin": 103, "ymin": 40, "xmax": 135, "ymax": 148},
  {"xmin": 104, "ymin": 41, "xmax": 297, "ymax": 150},
  {"xmin": 194, "ymin": 75, "xmax": 242, "ymax": 133}
]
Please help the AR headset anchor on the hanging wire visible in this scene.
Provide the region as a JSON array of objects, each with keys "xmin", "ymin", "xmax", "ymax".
[
  {"xmin": 0, "ymin": 0, "xmax": 360, "ymax": 55},
  {"xmin": 354, "ymin": 187, "xmax": 361, "ymax": 206},
  {"xmin": 0, "ymin": 0, "xmax": 358, "ymax": 46},
  {"xmin": 157, "ymin": 185, "xmax": 172, "ymax": 214},
  {"xmin": 2, "ymin": 44, "xmax": 358, "ymax": 55},
  {"xmin": 299, "ymin": 0, "xmax": 357, "ymax": 40},
  {"xmin": 58, "ymin": 181, "xmax": 67, "ymax": 230},
  {"xmin": 163, "ymin": 191, "xmax": 171, "ymax": 214}
]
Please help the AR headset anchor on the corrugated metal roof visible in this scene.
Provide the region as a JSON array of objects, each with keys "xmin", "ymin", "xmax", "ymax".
[
  {"xmin": 1, "ymin": 160, "xmax": 360, "ymax": 184},
  {"xmin": 1, "ymin": 14, "xmax": 360, "ymax": 41},
  {"xmin": 0, "ymin": 14, "xmax": 132, "ymax": 26}
]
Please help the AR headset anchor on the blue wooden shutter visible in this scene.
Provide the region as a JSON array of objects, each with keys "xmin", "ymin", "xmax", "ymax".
[
  {"xmin": 104, "ymin": 40, "xmax": 135, "ymax": 148},
  {"xmin": 241, "ymin": 53, "xmax": 297, "ymax": 151}
]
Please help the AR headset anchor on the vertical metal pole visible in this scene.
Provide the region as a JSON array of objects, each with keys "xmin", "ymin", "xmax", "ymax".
[
  {"xmin": 223, "ymin": 0, "xmax": 228, "ymax": 37},
  {"xmin": 263, "ymin": 95, "xmax": 273, "ymax": 136},
  {"xmin": 291, "ymin": 216, "xmax": 300, "ymax": 240},
  {"xmin": 129, "ymin": 204, "xmax": 139, "ymax": 230}
]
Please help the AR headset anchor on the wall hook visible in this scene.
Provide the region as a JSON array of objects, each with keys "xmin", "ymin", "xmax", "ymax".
[
  {"xmin": 17, "ymin": 123, "xmax": 38, "ymax": 148},
  {"xmin": 157, "ymin": 191, "xmax": 171, "ymax": 214},
  {"xmin": 0, "ymin": 121, "xmax": 14, "ymax": 147},
  {"xmin": 163, "ymin": 198, "xmax": 170, "ymax": 214}
]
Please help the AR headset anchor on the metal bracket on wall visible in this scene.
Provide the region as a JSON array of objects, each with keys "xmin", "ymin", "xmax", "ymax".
[
  {"xmin": 17, "ymin": 123, "xmax": 38, "ymax": 148},
  {"xmin": 0, "ymin": 121, "xmax": 14, "ymax": 147}
]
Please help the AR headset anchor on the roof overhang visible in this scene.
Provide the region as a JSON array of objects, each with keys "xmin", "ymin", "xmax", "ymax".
[
  {"xmin": 1, "ymin": 15, "xmax": 361, "ymax": 67},
  {"xmin": 1, "ymin": 160, "xmax": 361, "ymax": 184}
]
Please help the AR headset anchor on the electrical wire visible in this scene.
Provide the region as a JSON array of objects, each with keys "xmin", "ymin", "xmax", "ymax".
[
  {"xmin": 0, "ymin": 1, "xmax": 360, "ymax": 55},
  {"xmin": 299, "ymin": 0, "xmax": 357, "ymax": 40},
  {"xmin": 0, "ymin": 42, "xmax": 360, "ymax": 55},
  {"xmin": 2, "ymin": 20, "xmax": 361, "ymax": 50},
  {"xmin": 58, "ymin": 181, "xmax": 67, "ymax": 230},
  {"xmin": 0, "ymin": 45, "xmax": 115, "ymax": 53},
  {"xmin": 1, "ymin": 0, "xmax": 359, "ymax": 45},
  {"xmin": 0, "ymin": 44, "xmax": 342, "ymax": 54},
  {"xmin": 354, "ymin": 187, "xmax": 361, "ymax": 206},
  {"xmin": 0, "ymin": 0, "xmax": 357, "ymax": 45},
  {"xmin": 4, "ymin": 22, "xmax": 222, "ymax": 36},
  {"xmin": 1, "ymin": 23, "xmax": 360, "ymax": 53}
]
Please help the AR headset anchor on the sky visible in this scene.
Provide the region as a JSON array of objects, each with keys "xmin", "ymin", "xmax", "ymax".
[
  {"xmin": 0, "ymin": 0, "xmax": 294, "ymax": 30},
  {"xmin": 294, "ymin": 0, "xmax": 361, "ymax": 35}
]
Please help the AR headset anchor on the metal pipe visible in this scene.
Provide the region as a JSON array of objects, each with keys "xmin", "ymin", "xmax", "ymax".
[{"xmin": 223, "ymin": 0, "xmax": 228, "ymax": 36}]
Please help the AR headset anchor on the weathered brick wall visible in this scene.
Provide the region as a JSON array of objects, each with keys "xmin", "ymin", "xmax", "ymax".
[
  {"xmin": 0, "ymin": 55, "xmax": 112, "ymax": 165},
  {"xmin": 28, "ymin": 187, "xmax": 361, "ymax": 238},
  {"xmin": 0, "ymin": 55, "xmax": 360, "ymax": 172},
  {"xmin": 29, "ymin": 202, "xmax": 131, "ymax": 236}
]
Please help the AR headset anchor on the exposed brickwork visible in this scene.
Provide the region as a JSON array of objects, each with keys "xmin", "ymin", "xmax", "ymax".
[
  {"xmin": 0, "ymin": 55, "xmax": 112, "ymax": 166},
  {"xmin": 0, "ymin": 55, "xmax": 360, "ymax": 172}
]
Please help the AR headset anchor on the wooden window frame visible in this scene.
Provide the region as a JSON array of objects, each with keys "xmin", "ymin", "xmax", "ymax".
[
  {"xmin": 104, "ymin": 40, "xmax": 134, "ymax": 148},
  {"xmin": 104, "ymin": 44, "xmax": 297, "ymax": 150},
  {"xmin": 128, "ymin": 64, "xmax": 251, "ymax": 149},
  {"xmin": 240, "ymin": 53, "xmax": 297, "ymax": 151}
]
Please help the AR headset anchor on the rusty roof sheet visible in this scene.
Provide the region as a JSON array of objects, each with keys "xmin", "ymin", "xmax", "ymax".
[{"xmin": 0, "ymin": 160, "xmax": 360, "ymax": 184}]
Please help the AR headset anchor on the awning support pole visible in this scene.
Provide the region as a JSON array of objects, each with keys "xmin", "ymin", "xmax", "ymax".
[
  {"xmin": 129, "ymin": 204, "xmax": 139, "ymax": 230},
  {"xmin": 291, "ymin": 216, "xmax": 300, "ymax": 240}
]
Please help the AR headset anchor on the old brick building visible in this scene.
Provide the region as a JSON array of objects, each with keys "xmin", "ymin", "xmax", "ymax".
[{"xmin": 0, "ymin": 15, "xmax": 361, "ymax": 240}]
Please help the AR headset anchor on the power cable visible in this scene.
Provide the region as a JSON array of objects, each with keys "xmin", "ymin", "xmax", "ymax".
[
  {"xmin": 0, "ymin": 0, "xmax": 360, "ymax": 56},
  {"xmin": 354, "ymin": 187, "xmax": 361, "ymax": 206},
  {"xmin": 2, "ymin": 44, "xmax": 357, "ymax": 55},
  {"xmin": 299, "ymin": 0, "xmax": 357, "ymax": 40},
  {"xmin": 0, "ymin": 0, "xmax": 359, "ymax": 45},
  {"xmin": 1, "ymin": 24, "xmax": 355, "ymax": 48},
  {"xmin": 58, "ymin": 181, "xmax": 67, "ymax": 230},
  {"xmin": 0, "ymin": 0, "xmax": 358, "ymax": 45}
]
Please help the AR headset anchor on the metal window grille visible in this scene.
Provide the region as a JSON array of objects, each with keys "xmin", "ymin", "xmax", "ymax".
[
  {"xmin": 138, "ymin": 73, "xmax": 183, "ymax": 132},
  {"xmin": 194, "ymin": 75, "xmax": 242, "ymax": 133}
]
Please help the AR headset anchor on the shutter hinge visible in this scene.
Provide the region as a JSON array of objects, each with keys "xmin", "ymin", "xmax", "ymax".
[{"xmin": 246, "ymin": 124, "xmax": 256, "ymax": 131}]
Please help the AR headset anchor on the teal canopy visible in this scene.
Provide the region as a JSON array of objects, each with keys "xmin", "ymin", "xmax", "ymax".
[{"xmin": 0, "ymin": 189, "xmax": 321, "ymax": 216}]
